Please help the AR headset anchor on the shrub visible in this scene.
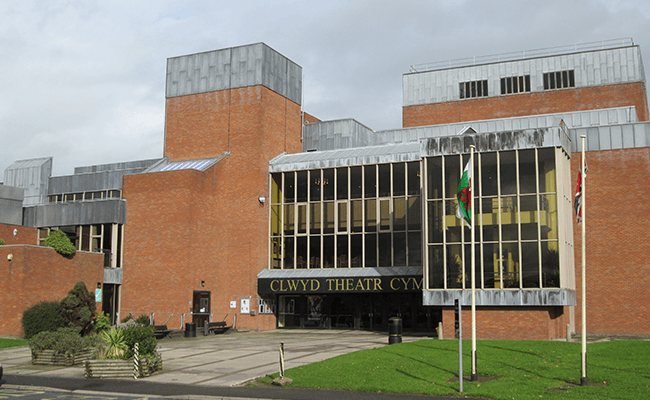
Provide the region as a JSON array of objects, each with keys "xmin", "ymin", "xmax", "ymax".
[
  {"xmin": 42, "ymin": 230, "xmax": 76, "ymax": 257},
  {"xmin": 122, "ymin": 325, "xmax": 157, "ymax": 359},
  {"xmin": 21, "ymin": 300, "xmax": 68, "ymax": 339},
  {"xmin": 29, "ymin": 327, "xmax": 96, "ymax": 355},
  {"xmin": 135, "ymin": 314, "xmax": 150, "ymax": 327},
  {"xmin": 0, "ymin": 237, "xmax": 4, "ymax": 245},
  {"xmin": 94, "ymin": 312, "xmax": 111, "ymax": 332},
  {"xmin": 61, "ymin": 282, "xmax": 96, "ymax": 335},
  {"xmin": 99, "ymin": 327, "xmax": 128, "ymax": 359}
]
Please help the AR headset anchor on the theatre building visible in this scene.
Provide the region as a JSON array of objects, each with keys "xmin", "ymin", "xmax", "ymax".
[{"xmin": 2, "ymin": 39, "xmax": 649, "ymax": 339}]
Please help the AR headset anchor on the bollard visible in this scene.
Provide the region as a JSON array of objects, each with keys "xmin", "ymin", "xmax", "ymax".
[
  {"xmin": 279, "ymin": 342, "xmax": 285, "ymax": 378},
  {"xmin": 438, "ymin": 321, "xmax": 444, "ymax": 340},
  {"xmin": 133, "ymin": 343, "xmax": 139, "ymax": 380},
  {"xmin": 566, "ymin": 324, "xmax": 571, "ymax": 342},
  {"xmin": 388, "ymin": 317, "xmax": 402, "ymax": 344}
]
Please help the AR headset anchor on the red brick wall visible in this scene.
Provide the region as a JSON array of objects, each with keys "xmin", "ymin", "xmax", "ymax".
[
  {"xmin": 403, "ymin": 82, "xmax": 649, "ymax": 127},
  {"xmin": 121, "ymin": 84, "xmax": 302, "ymax": 331},
  {"xmin": 0, "ymin": 245, "xmax": 104, "ymax": 337},
  {"xmin": 572, "ymin": 147, "xmax": 650, "ymax": 335},
  {"xmin": 0, "ymin": 223, "xmax": 38, "ymax": 245},
  {"xmin": 441, "ymin": 306, "xmax": 570, "ymax": 340}
]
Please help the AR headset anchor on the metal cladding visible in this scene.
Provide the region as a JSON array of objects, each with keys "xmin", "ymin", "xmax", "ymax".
[
  {"xmin": 3, "ymin": 157, "xmax": 52, "ymax": 206},
  {"xmin": 23, "ymin": 199, "xmax": 126, "ymax": 228},
  {"xmin": 404, "ymin": 42, "xmax": 645, "ymax": 106},
  {"xmin": 422, "ymin": 288, "xmax": 577, "ymax": 306},
  {"xmin": 0, "ymin": 185, "xmax": 24, "ymax": 225},
  {"xmin": 166, "ymin": 43, "xmax": 302, "ymax": 105}
]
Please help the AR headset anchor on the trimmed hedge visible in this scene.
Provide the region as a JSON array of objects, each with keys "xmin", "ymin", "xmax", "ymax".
[{"xmin": 21, "ymin": 301, "xmax": 68, "ymax": 339}]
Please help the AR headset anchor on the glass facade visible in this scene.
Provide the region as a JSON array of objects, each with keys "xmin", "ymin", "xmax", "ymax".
[
  {"xmin": 270, "ymin": 162, "xmax": 422, "ymax": 269},
  {"xmin": 425, "ymin": 148, "xmax": 560, "ymax": 290}
]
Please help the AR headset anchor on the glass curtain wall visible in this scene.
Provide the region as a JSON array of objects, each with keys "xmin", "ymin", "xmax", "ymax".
[
  {"xmin": 425, "ymin": 149, "xmax": 559, "ymax": 289},
  {"xmin": 270, "ymin": 162, "xmax": 422, "ymax": 269}
]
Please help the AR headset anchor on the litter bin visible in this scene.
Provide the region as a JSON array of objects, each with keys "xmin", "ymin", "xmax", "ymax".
[
  {"xmin": 185, "ymin": 322, "xmax": 196, "ymax": 338},
  {"xmin": 388, "ymin": 317, "xmax": 402, "ymax": 344}
]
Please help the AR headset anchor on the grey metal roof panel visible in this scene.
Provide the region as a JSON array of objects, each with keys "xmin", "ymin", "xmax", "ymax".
[
  {"xmin": 145, "ymin": 154, "xmax": 228, "ymax": 173},
  {"xmin": 270, "ymin": 142, "xmax": 421, "ymax": 172}
]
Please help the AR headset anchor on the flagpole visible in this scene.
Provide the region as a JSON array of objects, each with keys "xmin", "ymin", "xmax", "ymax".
[
  {"xmin": 580, "ymin": 135, "xmax": 588, "ymax": 386},
  {"xmin": 470, "ymin": 145, "xmax": 477, "ymax": 381}
]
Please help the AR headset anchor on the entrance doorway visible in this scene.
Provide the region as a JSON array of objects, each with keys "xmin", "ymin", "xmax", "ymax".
[{"xmin": 192, "ymin": 291, "xmax": 211, "ymax": 328}]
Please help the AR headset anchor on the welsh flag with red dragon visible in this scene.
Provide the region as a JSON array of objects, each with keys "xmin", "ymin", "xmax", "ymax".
[{"xmin": 456, "ymin": 158, "xmax": 472, "ymax": 226}]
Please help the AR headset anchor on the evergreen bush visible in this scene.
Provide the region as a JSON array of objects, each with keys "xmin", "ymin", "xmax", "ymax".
[
  {"xmin": 121, "ymin": 325, "xmax": 157, "ymax": 358},
  {"xmin": 61, "ymin": 282, "xmax": 96, "ymax": 335},
  {"xmin": 29, "ymin": 327, "xmax": 97, "ymax": 355},
  {"xmin": 21, "ymin": 300, "xmax": 68, "ymax": 339},
  {"xmin": 42, "ymin": 230, "xmax": 76, "ymax": 257}
]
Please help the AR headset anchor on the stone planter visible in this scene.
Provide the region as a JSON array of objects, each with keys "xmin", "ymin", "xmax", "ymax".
[
  {"xmin": 31, "ymin": 348, "xmax": 97, "ymax": 366},
  {"xmin": 84, "ymin": 353, "xmax": 162, "ymax": 379}
]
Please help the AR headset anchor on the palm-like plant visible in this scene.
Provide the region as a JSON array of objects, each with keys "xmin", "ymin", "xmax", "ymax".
[{"xmin": 100, "ymin": 327, "xmax": 127, "ymax": 359}]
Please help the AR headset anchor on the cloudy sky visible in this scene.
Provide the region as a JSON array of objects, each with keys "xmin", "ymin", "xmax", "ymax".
[{"xmin": 1, "ymin": 0, "xmax": 649, "ymax": 176}]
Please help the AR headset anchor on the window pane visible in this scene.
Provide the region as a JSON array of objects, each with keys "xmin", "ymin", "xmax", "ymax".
[
  {"xmin": 500, "ymin": 151, "xmax": 517, "ymax": 195},
  {"xmin": 323, "ymin": 169, "xmax": 334, "ymax": 200},
  {"xmin": 428, "ymin": 200, "xmax": 443, "ymax": 244},
  {"xmin": 480, "ymin": 152, "xmax": 497, "ymax": 196},
  {"xmin": 501, "ymin": 196, "xmax": 518, "ymax": 241},
  {"xmin": 541, "ymin": 241, "xmax": 560, "ymax": 287},
  {"xmin": 271, "ymin": 205, "xmax": 281, "ymax": 236},
  {"xmin": 518, "ymin": 149, "xmax": 537, "ymax": 194},
  {"xmin": 310, "ymin": 170, "xmax": 321, "ymax": 202},
  {"xmin": 520, "ymin": 195, "xmax": 539, "ymax": 240},
  {"xmin": 378, "ymin": 233, "xmax": 391, "ymax": 267},
  {"xmin": 394, "ymin": 233, "xmax": 406, "ymax": 266},
  {"xmin": 463, "ymin": 243, "xmax": 481, "ymax": 289},
  {"xmin": 297, "ymin": 171, "xmax": 308, "ymax": 202},
  {"xmin": 408, "ymin": 232, "xmax": 422, "ymax": 266},
  {"xmin": 521, "ymin": 242, "xmax": 540, "ymax": 288},
  {"xmin": 394, "ymin": 197, "xmax": 406, "ymax": 231},
  {"xmin": 482, "ymin": 242, "xmax": 500, "ymax": 288},
  {"xmin": 284, "ymin": 172, "xmax": 295, "ymax": 202},
  {"xmin": 350, "ymin": 167, "xmax": 362, "ymax": 199},
  {"xmin": 296, "ymin": 237, "xmax": 307, "ymax": 269},
  {"xmin": 337, "ymin": 202, "xmax": 347, "ymax": 232},
  {"xmin": 445, "ymin": 200, "xmax": 462, "ymax": 243},
  {"xmin": 501, "ymin": 242, "xmax": 519, "ymax": 288},
  {"xmin": 407, "ymin": 197, "xmax": 421, "ymax": 231},
  {"xmin": 337, "ymin": 168, "xmax": 348, "ymax": 200},
  {"xmin": 538, "ymin": 148, "xmax": 556, "ymax": 192},
  {"xmin": 297, "ymin": 204, "xmax": 307, "ymax": 234},
  {"xmin": 323, "ymin": 235, "xmax": 335, "ymax": 268},
  {"xmin": 427, "ymin": 157, "xmax": 443, "ymax": 199},
  {"xmin": 270, "ymin": 237, "xmax": 281, "ymax": 269},
  {"xmin": 393, "ymin": 163, "xmax": 405, "ymax": 196},
  {"xmin": 444, "ymin": 155, "xmax": 460, "ymax": 198},
  {"xmin": 336, "ymin": 235, "xmax": 348, "ymax": 267},
  {"xmin": 323, "ymin": 202, "xmax": 334, "ymax": 234},
  {"xmin": 365, "ymin": 199, "xmax": 377, "ymax": 232},
  {"xmin": 379, "ymin": 199, "xmax": 390, "ymax": 230},
  {"xmin": 378, "ymin": 164, "xmax": 391, "ymax": 197},
  {"xmin": 283, "ymin": 237, "xmax": 295, "ymax": 269},
  {"xmin": 310, "ymin": 203, "xmax": 321, "ymax": 234},
  {"xmin": 350, "ymin": 200, "xmax": 363, "ymax": 233},
  {"xmin": 540, "ymin": 194, "xmax": 558, "ymax": 240},
  {"xmin": 284, "ymin": 204, "xmax": 294, "ymax": 235},
  {"xmin": 364, "ymin": 165, "xmax": 376, "ymax": 198},
  {"xmin": 271, "ymin": 173, "xmax": 282, "ymax": 204},
  {"xmin": 310, "ymin": 236, "xmax": 321, "ymax": 268},
  {"xmin": 480, "ymin": 198, "xmax": 499, "ymax": 242},
  {"xmin": 407, "ymin": 162, "xmax": 420, "ymax": 195},
  {"xmin": 365, "ymin": 234, "xmax": 377, "ymax": 267},
  {"xmin": 350, "ymin": 234, "xmax": 363, "ymax": 267},
  {"xmin": 446, "ymin": 244, "xmax": 463, "ymax": 289},
  {"xmin": 428, "ymin": 245, "xmax": 444, "ymax": 289}
]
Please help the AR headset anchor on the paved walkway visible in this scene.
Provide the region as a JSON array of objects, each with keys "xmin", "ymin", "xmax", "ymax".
[{"xmin": 1, "ymin": 330, "xmax": 426, "ymax": 387}]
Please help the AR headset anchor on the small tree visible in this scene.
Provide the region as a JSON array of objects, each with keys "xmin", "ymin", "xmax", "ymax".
[
  {"xmin": 60, "ymin": 282, "xmax": 96, "ymax": 336},
  {"xmin": 43, "ymin": 230, "xmax": 76, "ymax": 257}
]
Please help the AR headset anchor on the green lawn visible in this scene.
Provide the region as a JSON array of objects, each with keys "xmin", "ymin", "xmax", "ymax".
[
  {"xmin": 257, "ymin": 339, "xmax": 650, "ymax": 399},
  {"xmin": 0, "ymin": 338, "xmax": 28, "ymax": 349}
]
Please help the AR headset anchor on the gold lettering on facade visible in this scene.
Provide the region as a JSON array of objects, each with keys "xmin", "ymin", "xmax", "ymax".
[
  {"xmin": 335, "ymin": 279, "xmax": 345, "ymax": 291},
  {"xmin": 287, "ymin": 280, "xmax": 299, "ymax": 291},
  {"xmin": 374, "ymin": 278, "xmax": 382, "ymax": 291},
  {"xmin": 311, "ymin": 279, "xmax": 320, "ymax": 291},
  {"xmin": 300, "ymin": 280, "xmax": 308, "ymax": 291},
  {"xmin": 270, "ymin": 280, "xmax": 279, "ymax": 292},
  {"xmin": 390, "ymin": 278, "xmax": 400, "ymax": 290},
  {"xmin": 346, "ymin": 279, "xmax": 354, "ymax": 291},
  {"xmin": 355, "ymin": 279, "xmax": 365, "ymax": 291}
]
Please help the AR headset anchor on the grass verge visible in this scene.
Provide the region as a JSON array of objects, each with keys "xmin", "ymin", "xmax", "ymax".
[
  {"xmin": 256, "ymin": 339, "xmax": 650, "ymax": 399},
  {"xmin": 0, "ymin": 338, "xmax": 28, "ymax": 349}
]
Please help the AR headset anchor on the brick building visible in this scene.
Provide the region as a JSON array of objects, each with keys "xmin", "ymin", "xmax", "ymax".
[{"xmin": 1, "ymin": 39, "xmax": 648, "ymax": 339}]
